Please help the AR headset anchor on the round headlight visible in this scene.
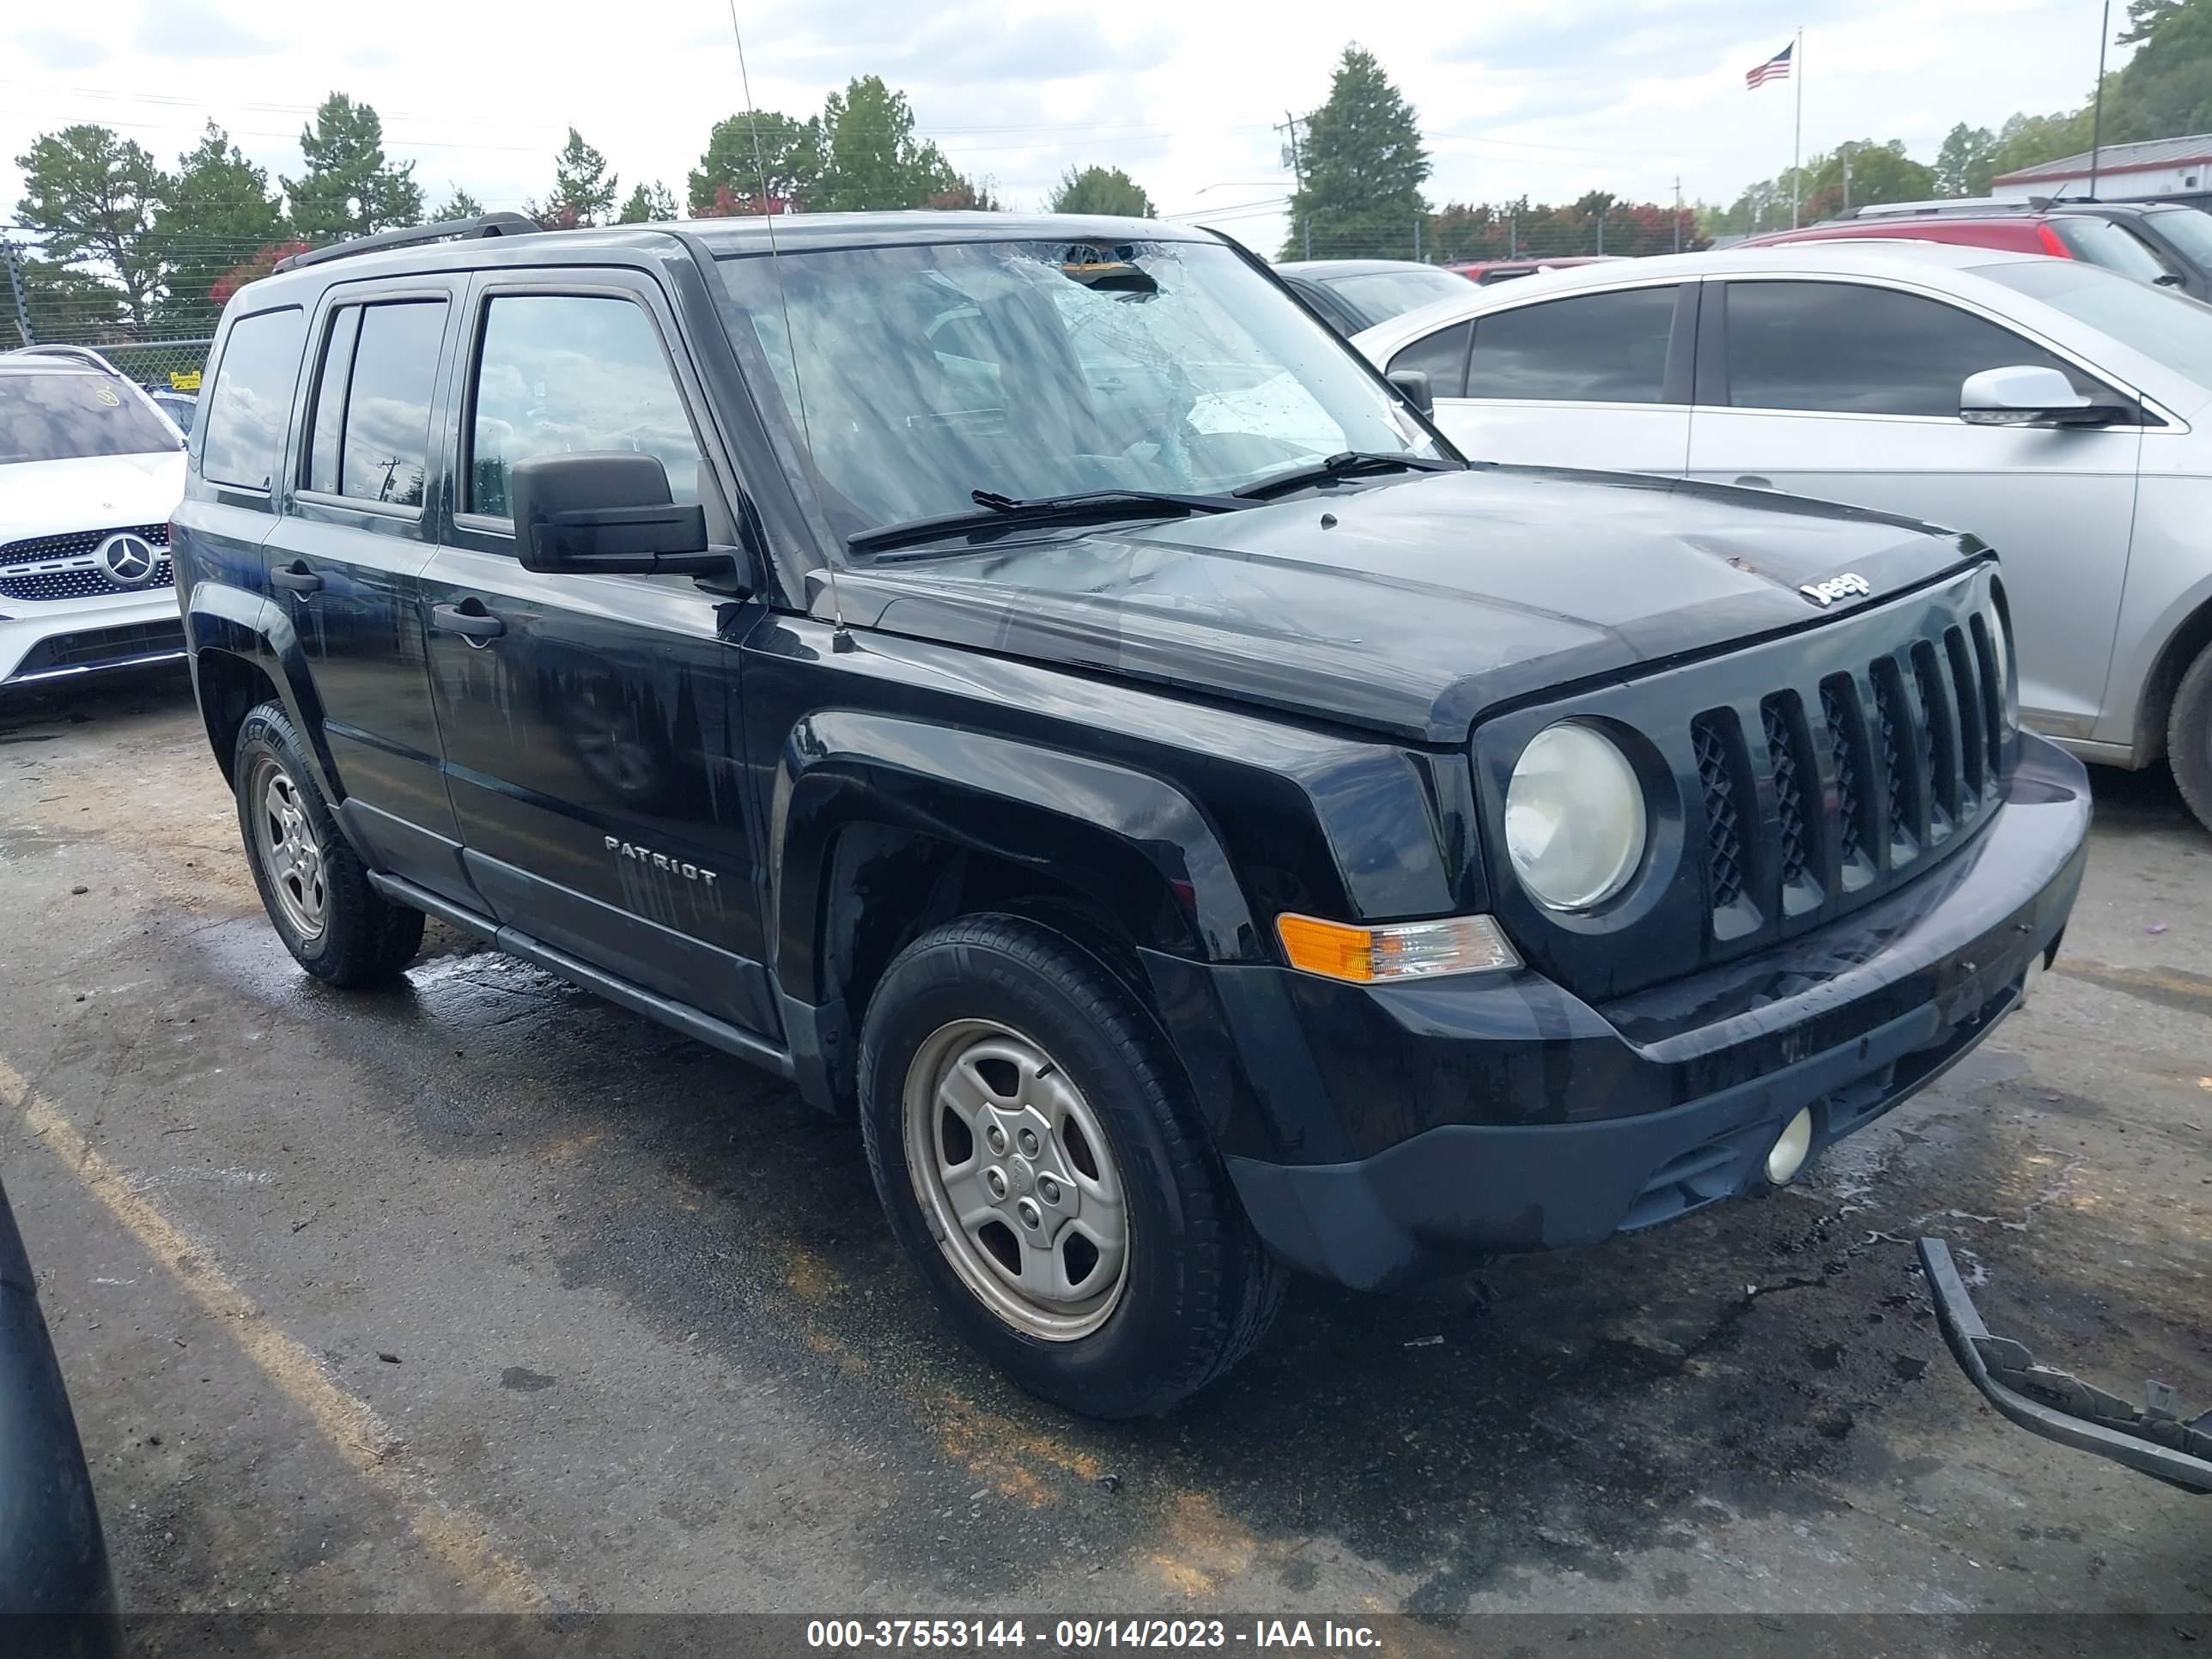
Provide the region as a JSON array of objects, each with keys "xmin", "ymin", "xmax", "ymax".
[{"xmin": 1504, "ymin": 723, "xmax": 1648, "ymax": 911}]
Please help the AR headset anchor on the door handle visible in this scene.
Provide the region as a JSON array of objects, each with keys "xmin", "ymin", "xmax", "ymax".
[
  {"xmin": 271, "ymin": 561, "xmax": 323, "ymax": 594},
  {"xmin": 431, "ymin": 600, "xmax": 505, "ymax": 642},
  {"xmin": 1734, "ymin": 474, "xmax": 1776, "ymax": 490}
]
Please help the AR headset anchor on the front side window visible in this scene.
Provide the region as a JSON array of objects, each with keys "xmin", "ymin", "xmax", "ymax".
[
  {"xmin": 1388, "ymin": 322, "xmax": 1472, "ymax": 398},
  {"xmin": 334, "ymin": 301, "xmax": 447, "ymax": 507},
  {"xmin": 2142, "ymin": 206, "xmax": 2212, "ymax": 266},
  {"xmin": 718, "ymin": 238, "xmax": 1434, "ymax": 542},
  {"xmin": 1322, "ymin": 267, "xmax": 1473, "ymax": 326},
  {"xmin": 1978, "ymin": 256, "xmax": 2212, "ymax": 392},
  {"xmin": 1465, "ymin": 286, "xmax": 1677, "ymax": 404},
  {"xmin": 468, "ymin": 294, "xmax": 704, "ymax": 519},
  {"xmin": 199, "ymin": 307, "xmax": 305, "ymax": 489},
  {"xmin": 0, "ymin": 370, "xmax": 182, "ymax": 465},
  {"xmin": 1722, "ymin": 282, "xmax": 2088, "ymax": 418}
]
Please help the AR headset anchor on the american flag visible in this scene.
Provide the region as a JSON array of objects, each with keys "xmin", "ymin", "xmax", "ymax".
[{"xmin": 1746, "ymin": 42, "xmax": 1793, "ymax": 89}]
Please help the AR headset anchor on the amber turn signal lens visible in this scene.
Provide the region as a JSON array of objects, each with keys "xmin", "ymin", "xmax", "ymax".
[{"xmin": 1274, "ymin": 913, "xmax": 1519, "ymax": 984}]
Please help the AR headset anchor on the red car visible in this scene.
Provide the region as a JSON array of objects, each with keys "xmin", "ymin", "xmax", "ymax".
[{"xmin": 1740, "ymin": 198, "xmax": 2212, "ymax": 301}]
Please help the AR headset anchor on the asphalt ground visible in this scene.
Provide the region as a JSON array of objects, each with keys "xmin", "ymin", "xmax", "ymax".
[{"xmin": 1, "ymin": 670, "xmax": 2206, "ymax": 1654}]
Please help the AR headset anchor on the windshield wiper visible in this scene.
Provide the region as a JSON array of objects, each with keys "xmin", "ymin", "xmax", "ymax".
[
  {"xmin": 849, "ymin": 487, "xmax": 1248, "ymax": 552},
  {"xmin": 1232, "ymin": 451, "xmax": 1464, "ymax": 501}
]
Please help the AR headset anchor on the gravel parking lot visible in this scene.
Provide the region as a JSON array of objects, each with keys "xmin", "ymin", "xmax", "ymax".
[{"xmin": 3, "ymin": 672, "xmax": 2208, "ymax": 1639}]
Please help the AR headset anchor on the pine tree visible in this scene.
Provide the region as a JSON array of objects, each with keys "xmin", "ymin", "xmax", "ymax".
[
  {"xmin": 434, "ymin": 187, "xmax": 484, "ymax": 221},
  {"xmin": 158, "ymin": 122, "xmax": 283, "ymax": 328},
  {"xmin": 810, "ymin": 76, "xmax": 959, "ymax": 212},
  {"xmin": 283, "ymin": 94, "xmax": 424, "ymax": 239},
  {"xmin": 617, "ymin": 181, "xmax": 679, "ymax": 223},
  {"xmin": 1284, "ymin": 46, "xmax": 1431, "ymax": 262},
  {"xmin": 11, "ymin": 125, "xmax": 169, "ymax": 326},
  {"xmin": 689, "ymin": 112, "xmax": 816, "ymax": 214},
  {"xmin": 532, "ymin": 129, "xmax": 617, "ymax": 228}
]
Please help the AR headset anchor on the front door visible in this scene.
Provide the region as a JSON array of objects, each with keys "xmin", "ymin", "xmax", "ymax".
[
  {"xmin": 1395, "ymin": 281, "xmax": 1693, "ymax": 475},
  {"xmin": 261, "ymin": 283, "xmax": 470, "ymax": 898},
  {"xmin": 1685, "ymin": 276, "xmax": 2143, "ymax": 739},
  {"xmin": 418, "ymin": 273, "xmax": 776, "ymax": 1036}
]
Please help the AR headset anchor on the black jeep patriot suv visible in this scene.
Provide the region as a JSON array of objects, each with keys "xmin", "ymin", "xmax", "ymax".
[{"xmin": 173, "ymin": 210, "xmax": 2090, "ymax": 1418}]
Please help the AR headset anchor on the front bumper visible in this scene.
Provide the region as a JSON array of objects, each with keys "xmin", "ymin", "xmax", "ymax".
[
  {"xmin": 1212, "ymin": 734, "xmax": 2091, "ymax": 1291},
  {"xmin": 1, "ymin": 592, "xmax": 187, "ymax": 688}
]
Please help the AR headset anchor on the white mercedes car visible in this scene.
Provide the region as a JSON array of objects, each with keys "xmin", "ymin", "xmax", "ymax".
[
  {"xmin": 1352, "ymin": 243, "xmax": 2212, "ymax": 830},
  {"xmin": 1, "ymin": 344, "xmax": 189, "ymax": 690}
]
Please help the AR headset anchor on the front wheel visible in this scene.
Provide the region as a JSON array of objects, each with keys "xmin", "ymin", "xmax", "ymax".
[
  {"xmin": 234, "ymin": 702, "xmax": 423, "ymax": 986},
  {"xmin": 2171, "ymin": 641, "xmax": 2212, "ymax": 836},
  {"xmin": 859, "ymin": 915, "xmax": 1282, "ymax": 1418}
]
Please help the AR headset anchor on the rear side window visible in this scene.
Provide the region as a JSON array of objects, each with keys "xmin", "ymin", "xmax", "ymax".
[
  {"xmin": 1722, "ymin": 282, "xmax": 2088, "ymax": 417},
  {"xmin": 466, "ymin": 294, "xmax": 704, "ymax": 520},
  {"xmin": 302, "ymin": 299, "xmax": 447, "ymax": 507},
  {"xmin": 2048, "ymin": 217, "xmax": 2179, "ymax": 286},
  {"xmin": 200, "ymin": 307, "xmax": 305, "ymax": 490},
  {"xmin": 1387, "ymin": 322, "xmax": 1472, "ymax": 398},
  {"xmin": 1465, "ymin": 286, "xmax": 1677, "ymax": 404}
]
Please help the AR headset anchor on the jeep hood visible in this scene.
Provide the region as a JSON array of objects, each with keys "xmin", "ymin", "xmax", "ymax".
[
  {"xmin": 0, "ymin": 451, "xmax": 186, "ymax": 544},
  {"xmin": 826, "ymin": 466, "xmax": 1987, "ymax": 744}
]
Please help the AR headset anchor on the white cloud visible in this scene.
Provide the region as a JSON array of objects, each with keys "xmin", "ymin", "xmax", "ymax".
[{"xmin": 1, "ymin": 0, "xmax": 2129, "ymax": 254}]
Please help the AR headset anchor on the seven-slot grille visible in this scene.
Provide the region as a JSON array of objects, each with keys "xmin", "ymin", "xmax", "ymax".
[
  {"xmin": 0, "ymin": 524, "xmax": 173, "ymax": 603},
  {"xmin": 1690, "ymin": 618, "xmax": 2008, "ymax": 933}
]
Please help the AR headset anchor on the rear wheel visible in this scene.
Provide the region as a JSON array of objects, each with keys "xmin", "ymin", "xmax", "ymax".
[
  {"xmin": 234, "ymin": 702, "xmax": 423, "ymax": 986},
  {"xmin": 859, "ymin": 915, "xmax": 1282, "ymax": 1417},
  {"xmin": 2171, "ymin": 641, "xmax": 2212, "ymax": 836}
]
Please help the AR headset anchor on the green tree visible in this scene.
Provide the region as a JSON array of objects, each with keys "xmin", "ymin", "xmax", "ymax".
[
  {"xmin": 1934, "ymin": 123, "xmax": 1998, "ymax": 196},
  {"xmin": 1984, "ymin": 105, "xmax": 2097, "ymax": 185},
  {"xmin": 434, "ymin": 187, "xmax": 484, "ymax": 221},
  {"xmin": 532, "ymin": 128, "xmax": 617, "ymax": 228},
  {"xmin": 1048, "ymin": 165, "xmax": 1156, "ymax": 217},
  {"xmin": 688, "ymin": 111, "xmax": 817, "ymax": 213},
  {"xmin": 2108, "ymin": 2, "xmax": 2212, "ymax": 142},
  {"xmin": 11, "ymin": 125, "xmax": 168, "ymax": 326},
  {"xmin": 1803, "ymin": 139, "xmax": 1937, "ymax": 219},
  {"xmin": 2121, "ymin": 0, "xmax": 2183, "ymax": 42},
  {"xmin": 810, "ymin": 76, "xmax": 959, "ymax": 212},
  {"xmin": 284, "ymin": 94, "xmax": 424, "ymax": 239},
  {"xmin": 617, "ymin": 181, "xmax": 678, "ymax": 223},
  {"xmin": 157, "ymin": 122, "xmax": 283, "ymax": 329},
  {"xmin": 1285, "ymin": 45, "xmax": 1431, "ymax": 261}
]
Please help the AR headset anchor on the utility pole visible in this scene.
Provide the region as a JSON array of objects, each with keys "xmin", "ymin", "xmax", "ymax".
[
  {"xmin": 1413, "ymin": 215, "xmax": 1422, "ymax": 261},
  {"xmin": 1595, "ymin": 203, "xmax": 1607, "ymax": 256},
  {"xmin": 1673, "ymin": 177, "xmax": 1683, "ymax": 253},
  {"xmin": 1790, "ymin": 27, "xmax": 1805, "ymax": 228},
  {"xmin": 1276, "ymin": 112, "xmax": 1310, "ymax": 258},
  {"xmin": 2089, "ymin": 0, "xmax": 2112, "ymax": 199},
  {"xmin": 1841, "ymin": 143, "xmax": 1854, "ymax": 215},
  {"xmin": 1, "ymin": 234, "xmax": 32, "ymax": 346}
]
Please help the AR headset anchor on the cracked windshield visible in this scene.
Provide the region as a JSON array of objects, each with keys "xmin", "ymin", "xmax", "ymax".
[{"xmin": 718, "ymin": 238, "xmax": 1436, "ymax": 541}]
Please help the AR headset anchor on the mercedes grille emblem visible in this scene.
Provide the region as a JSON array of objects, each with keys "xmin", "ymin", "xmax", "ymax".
[{"xmin": 95, "ymin": 532, "xmax": 161, "ymax": 588}]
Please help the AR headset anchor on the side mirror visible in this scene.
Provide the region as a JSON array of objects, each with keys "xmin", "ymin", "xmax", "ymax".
[
  {"xmin": 1960, "ymin": 365, "xmax": 2130, "ymax": 429},
  {"xmin": 1387, "ymin": 368, "xmax": 1434, "ymax": 416},
  {"xmin": 509, "ymin": 453, "xmax": 744, "ymax": 582}
]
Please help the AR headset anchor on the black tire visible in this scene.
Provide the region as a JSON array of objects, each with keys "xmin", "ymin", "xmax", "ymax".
[
  {"xmin": 233, "ymin": 702, "xmax": 423, "ymax": 987},
  {"xmin": 2171, "ymin": 641, "xmax": 2212, "ymax": 836},
  {"xmin": 858, "ymin": 915, "xmax": 1283, "ymax": 1418}
]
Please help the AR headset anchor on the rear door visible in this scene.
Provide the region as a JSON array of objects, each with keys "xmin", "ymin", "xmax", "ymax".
[
  {"xmin": 1392, "ymin": 280, "xmax": 1693, "ymax": 474},
  {"xmin": 417, "ymin": 270, "xmax": 775, "ymax": 1036},
  {"xmin": 260, "ymin": 282, "xmax": 470, "ymax": 898},
  {"xmin": 1685, "ymin": 276, "xmax": 2144, "ymax": 738}
]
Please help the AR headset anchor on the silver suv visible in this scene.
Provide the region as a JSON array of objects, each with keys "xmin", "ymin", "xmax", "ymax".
[
  {"xmin": 1, "ymin": 345, "xmax": 189, "ymax": 690},
  {"xmin": 1352, "ymin": 243, "xmax": 2212, "ymax": 830}
]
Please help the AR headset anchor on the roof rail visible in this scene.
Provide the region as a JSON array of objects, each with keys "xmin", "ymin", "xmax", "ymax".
[
  {"xmin": 272, "ymin": 211, "xmax": 541, "ymax": 275},
  {"xmin": 1844, "ymin": 197, "xmax": 2045, "ymax": 220},
  {"xmin": 3, "ymin": 342, "xmax": 125, "ymax": 376}
]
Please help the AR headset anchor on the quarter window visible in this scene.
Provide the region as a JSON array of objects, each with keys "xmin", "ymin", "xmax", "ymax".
[
  {"xmin": 200, "ymin": 307, "xmax": 305, "ymax": 491},
  {"xmin": 1387, "ymin": 322, "xmax": 1472, "ymax": 398},
  {"xmin": 1721, "ymin": 282, "xmax": 2094, "ymax": 418},
  {"xmin": 467, "ymin": 294, "xmax": 704, "ymax": 520},
  {"xmin": 1465, "ymin": 286, "xmax": 1677, "ymax": 404},
  {"xmin": 305, "ymin": 307, "xmax": 362, "ymax": 495}
]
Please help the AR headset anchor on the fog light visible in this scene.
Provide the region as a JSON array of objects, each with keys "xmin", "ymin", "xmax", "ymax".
[{"xmin": 1765, "ymin": 1108, "xmax": 1815, "ymax": 1185}]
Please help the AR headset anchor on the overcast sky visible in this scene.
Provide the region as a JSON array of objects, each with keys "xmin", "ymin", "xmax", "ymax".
[{"xmin": 3, "ymin": 0, "xmax": 2129, "ymax": 256}]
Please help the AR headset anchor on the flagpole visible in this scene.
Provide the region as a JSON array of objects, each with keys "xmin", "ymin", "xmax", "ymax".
[{"xmin": 1790, "ymin": 27, "xmax": 1804, "ymax": 227}]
